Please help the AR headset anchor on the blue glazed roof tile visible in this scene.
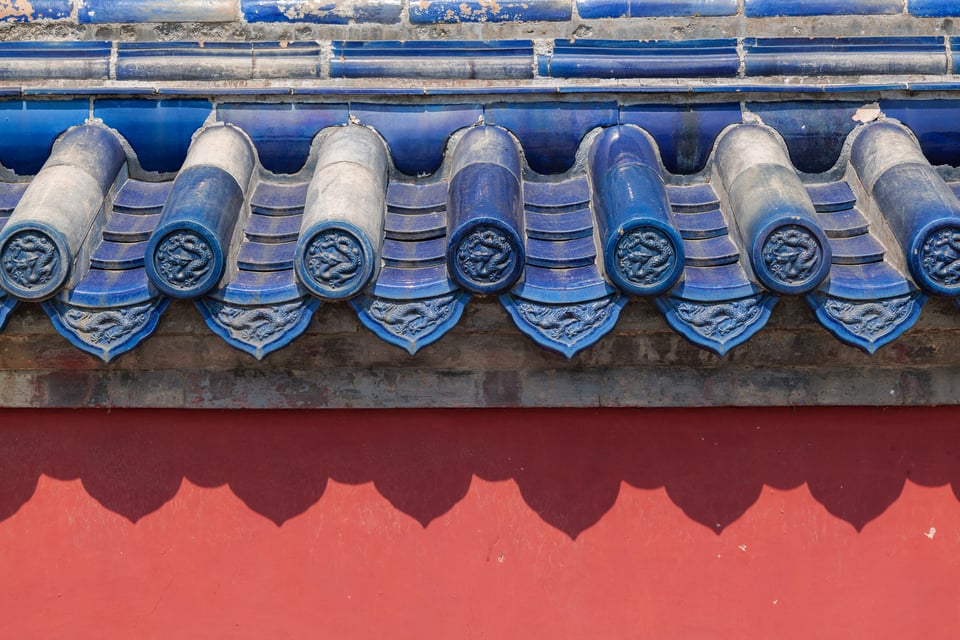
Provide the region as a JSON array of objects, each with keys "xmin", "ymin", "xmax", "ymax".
[{"xmin": 3, "ymin": 101, "xmax": 960, "ymax": 360}]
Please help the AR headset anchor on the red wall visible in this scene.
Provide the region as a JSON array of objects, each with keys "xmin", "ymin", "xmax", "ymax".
[{"xmin": 0, "ymin": 407, "xmax": 958, "ymax": 638}]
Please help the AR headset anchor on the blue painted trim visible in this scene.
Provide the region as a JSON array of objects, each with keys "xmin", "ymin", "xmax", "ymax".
[{"xmin": 144, "ymin": 165, "xmax": 244, "ymax": 299}]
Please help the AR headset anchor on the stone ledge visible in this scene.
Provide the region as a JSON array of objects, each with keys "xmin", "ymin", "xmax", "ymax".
[{"xmin": 0, "ymin": 297, "xmax": 958, "ymax": 408}]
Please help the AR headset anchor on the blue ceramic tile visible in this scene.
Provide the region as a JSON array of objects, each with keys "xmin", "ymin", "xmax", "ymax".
[
  {"xmin": 384, "ymin": 211, "xmax": 447, "ymax": 241},
  {"xmin": 667, "ymin": 184, "xmax": 721, "ymax": 213},
  {"xmin": 485, "ymin": 102, "xmax": 617, "ymax": 174},
  {"xmin": 96, "ymin": 99, "xmax": 212, "ymax": 173},
  {"xmin": 670, "ymin": 264, "xmax": 761, "ymax": 302},
  {"xmin": 113, "ymin": 180, "xmax": 173, "ymax": 214},
  {"xmin": 332, "ymin": 41, "xmax": 534, "ymax": 80},
  {"xmin": 351, "ymin": 104, "xmax": 482, "ymax": 177},
  {"xmin": 910, "ymin": 0, "xmax": 960, "ymax": 16},
  {"xmin": 372, "ymin": 264, "xmax": 457, "ymax": 299},
  {"xmin": 197, "ymin": 296, "xmax": 320, "ymax": 360},
  {"xmin": 524, "ymin": 177, "xmax": 590, "ymax": 211},
  {"xmin": 218, "ymin": 103, "xmax": 348, "ymax": 174},
  {"xmin": 44, "ymin": 297, "xmax": 170, "ymax": 362},
  {"xmin": 117, "ymin": 42, "xmax": 254, "ymax": 81},
  {"xmin": 683, "ymin": 236, "xmax": 740, "ymax": 268},
  {"xmin": 90, "ymin": 241, "xmax": 147, "ymax": 270},
  {"xmin": 249, "ymin": 182, "xmax": 309, "ymax": 215},
  {"xmin": 0, "ymin": 0, "xmax": 72, "ymax": 21},
  {"xmin": 0, "ymin": 100, "xmax": 88, "ymax": 175},
  {"xmin": 511, "ymin": 265, "xmax": 615, "ymax": 304},
  {"xmin": 744, "ymin": 37, "xmax": 948, "ymax": 76},
  {"xmin": 237, "ymin": 241, "xmax": 297, "ymax": 271},
  {"xmin": 501, "ymin": 292, "xmax": 627, "ymax": 358},
  {"xmin": 79, "ymin": 0, "xmax": 236, "ymax": 23},
  {"xmin": 242, "ymin": 0, "xmax": 401, "ymax": 24},
  {"xmin": 102, "ymin": 213, "xmax": 162, "ymax": 243},
  {"xmin": 542, "ymin": 39, "xmax": 739, "ymax": 79},
  {"xmin": 147, "ymin": 161, "xmax": 249, "ymax": 299},
  {"xmin": 0, "ymin": 295, "xmax": 15, "ymax": 331},
  {"xmin": 817, "ymin": 209, "xmax": 870, "ymax": 239},
  {"xmin": 245, "ymin": 213, "xmax": 303, "ymax": 244},
  {"xmin": 749, "ymin": 102, "xmax": 859, "ymax": 173},
  {"xmin": 216, "ymin": 268, "xmax": 303, "ymax": 306},
  {"xmin": 382, "ymin": 237, "xmax": 447, "ymax": 267},
  {"xmin": 851, "ymin": 122, "xmax": 960, "ymax": 297},
  {"xmin": 410, "ymin": 0, "xmax": 570, "ymax": 23},
  {"xmin": 352, "ymin": 291, "xmax": 470, "ymax": 355},
  {"xmin": 674, "ymin": 210, "xmax": 728, "ymax": 240},
  {"xmin": 655, "ymin": 293, "xmax": 777, "ymax": 356},
  {"xmin": 0, "ymin": 41, "xmax": 109, "ymax": 80},
  {"xmin": 66, "ymin": 267, "xmax": 156, "ymax": 307},
  {"xmin": 620, "ymin": 103, "xmax": 741, "ymax": 174},
  {"xmin": 805, "ymin": 182, "xmax": 857, "ymax": 213},
  {"xmin": 577, "ymin": 0, "xmax": 736, "ymax": 18},
  {"xmin": 806, "ymin": 289, "xmax": 925, "ymax": 354},
  {"xmin": 588, "ymin": 126, "xmax": 685, "ymax": 297},
  {"xmin": 880, "ymin": 100, "xmax": 960, "ymax": 167},
  {"xmin": 746, "ymin": 0, "xmax": 901, "ymax": 16},
  {"xmin": 0, "ymin": 183, "xmax": 28, "ymax": 214},
  {"xmin": 828, "ymin": 234, "xmax": 886, "ymax": 265},
  {"xmin": 387, "ymin": 181, "xmax": 448, "ymax": 212},
  {"xmin": 252, "ymin": 42, "xmax": 321, "ymax": 79},
  {"xmin": 446, "ymin": 128, "xmax": 526, "ymax": 295},
  {"xmin": 525, "ymin": 208, "xmax": 594, "ymax": 241},
  {"xmin": 816, "ymin": 261, "xmax": 915, "ymax": 300},
  {"xmin": 526, "ymin": 236, "xmax": 597, "ymax": 269}
]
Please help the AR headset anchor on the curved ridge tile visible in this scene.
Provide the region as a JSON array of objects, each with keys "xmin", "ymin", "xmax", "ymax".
[
  {"xmin": 145, "ymin": 124, "xmax": 257, "ymax": 299},
  {"xmin": 447, "ymin": 127, "xmax": 526, "ymax": 295},
  {"xmin": 295, "ymin": 125, "xmax": 388, "ymax": 300},
  {"xmin": 588, "ymin": 125, "xmax": 684, "ymax": 297},
  {"xmin": 0, "ymin": 124, "xmax": 126, "ymax": 302},
  {"xmin": 715, "ymin": 124, "xmax": 832, "ymax": 295},
  {"xmin": 804, "ymin": 180, "xmax": 924, "ymax": 354},
  {"xmin": 851, "ymin": 121, "xmax": 960, "ymax": 298}
]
